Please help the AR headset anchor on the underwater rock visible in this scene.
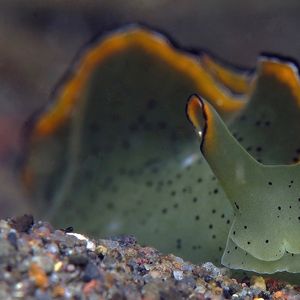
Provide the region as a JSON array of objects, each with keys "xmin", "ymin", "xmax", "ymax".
[{"xmin": 21, "ymin": 25, "xmax": 300, "ymax": 273}]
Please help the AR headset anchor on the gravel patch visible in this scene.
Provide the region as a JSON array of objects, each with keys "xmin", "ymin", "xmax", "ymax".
[{"xmin": 0, "ymin": 215, "xmax": 299, "ymax": 299}]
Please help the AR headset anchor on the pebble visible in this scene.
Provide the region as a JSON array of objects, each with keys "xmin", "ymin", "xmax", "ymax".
[
  {"xmin": 9, "ymin": 214, "xmax": 34, "ymax": 233},
  {"xmin": 32, "ymin": 255, "xmax": 54, "ymax": 274},
  {"xmin": 29, "ymin": 263, "xmax": 49, "ymax": 289},
  {"xmin": 251, "ymin": 276, "xmax": 266, "ymax": 291},
  {"xmin": 66, "ymin": 232, "xmax": 96, "ymax": 251},
  {"xmin": 45, "ymin": 243, "xmax": 59, "ymax": 254},
  {"xmin": 7, "ymin": 231, "xmax": 18, "ymax": 250},
  {"xmin": 173, "ymin": 270, "xmax": 184, "ymax": 280},
  {"xmin": 68, "ymin": 254, "xmax": 88, "ymax": 267},
  {"xmin": 95, "ymin": 245, "xmax": 108, "ymax": 256},
  {"xmin": 82, "ymin": 262, "xmax": 102, "ymax": 282},
  {"xmin": 66, "ymin": 264, "xmax": 76, "ymax": 272},
  {"xmin": 0, "ymin": 239, "xmax": 14, "ymax": 258}
]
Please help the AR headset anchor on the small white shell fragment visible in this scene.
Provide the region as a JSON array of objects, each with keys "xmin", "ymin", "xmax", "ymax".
[
  {"xmin": 66, "ymin": 232, "xmax": 96, "ymax": 251},
  {"xmin": 173, "ymin": 270, "xmax": 184, "ymax": 281}
]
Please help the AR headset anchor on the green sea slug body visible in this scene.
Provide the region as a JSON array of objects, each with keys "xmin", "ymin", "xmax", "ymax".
[
  {"xmin": 187, "ymin": 93, "xmax": 300, "ymax": 273},
  {"xmin": 21, "ymin": 25, "xmax": 300, "ymax": 273}
]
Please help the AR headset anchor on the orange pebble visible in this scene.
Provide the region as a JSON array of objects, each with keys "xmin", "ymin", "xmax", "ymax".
[
  {"xmin": 83, "ymin": 279, "xmax": 99, "ymax": 294},
  {"xmin": 52, "ymin": 285, "xmax": 65, "ymax": 297},
  {"xmin": 29, "ymin": 262, "xmax": 48, "ymax": 289},
  {"xmin": 273, "ymin": 291, "xmax": 287, "ymax": 300}
]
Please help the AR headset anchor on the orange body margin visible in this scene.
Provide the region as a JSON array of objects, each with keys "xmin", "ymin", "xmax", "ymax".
[{"xmin": 32, "ymin": 26, "xmax": 247, "ymax": 140}]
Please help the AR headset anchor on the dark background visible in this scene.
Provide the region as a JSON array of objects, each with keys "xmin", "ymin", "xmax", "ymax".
[{"xmin": 0, "ymin": 0, "xmax": 299, "ymax": 217}]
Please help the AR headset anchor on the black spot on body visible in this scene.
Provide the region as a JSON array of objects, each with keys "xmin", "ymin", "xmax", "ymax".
[
  {"xmin": 89, "ymin": 122, "xmax": 100, "ymax": 133},
  {"xmin": 129, "ymin": 123, "xmax": 138, "ymax": 132},
  {"xmin": 234, "ymin": 202, "xmax": 240, "ymax": 210},
  {"xmin": 151, "ymin": 167, "xmax": 158, "ymax": 174},
  {"xmin": 255, "ymin": 120, "xmax": 261, "ymax": 126},
  {"xmin": 111, "ymin": 186, "xmax": 118, "ymax": 193},
  {"xmin": 147, "ymin": 99, "xmax": 157, "ymax": 110},
  {"xmin": 119, "ymin": 168, "xmax": 126, "ymax": 175},
  {"xmin": 239, "ymin": 115, "xmax": 246, "ymax": 121},
  {"xmin": 121, "ymin": 140, "xmax": 130, "ymax": 149},
  {"xmin": 111, "ymin": 113, "xmax": 120, "ymax": 122},
  {"xmin": 146, "ymin": 181, "xmax": 153, "ymax": 187},
  {"xmin": 157, "ymin": 180, "xmax": 164, "ymax": 186},
  {"xmin": 106, "ymin": 202, "xmax": 115, "ymax": 210},
  {"xmin": 137, "ymin": 114, "xmax": 146, "ymax": 124},
  {"xmin": 128, "ymin": 169, "xmax": 137, "ymax": 177},
  {"xmin": 157, "ymin": 121, "xmax": 167, "ymax": 129},
  {"xmin": 176, "ymin": 238, "xmax": 182, "ymax": 250},
  {"xmin": 143, "ymin": 122, "xmax": 153, "ymax": 131}
]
